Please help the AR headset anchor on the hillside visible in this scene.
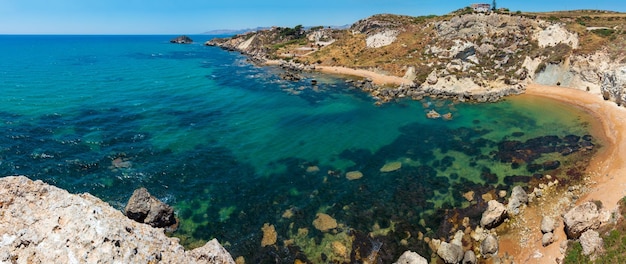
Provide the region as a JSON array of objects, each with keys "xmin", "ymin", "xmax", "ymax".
[{"xmin": 206, "ymin": 9, "xmax": 626, "ymax": 105}]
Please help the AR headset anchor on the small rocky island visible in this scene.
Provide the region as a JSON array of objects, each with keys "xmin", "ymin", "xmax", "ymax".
[{"xmin": 170, "ymin": 35, "xmax": 193, "ymax": 44}]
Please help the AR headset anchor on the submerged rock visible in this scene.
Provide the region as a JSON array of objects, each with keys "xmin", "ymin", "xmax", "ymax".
[
  {"xmin": 346, "ymin": 170, "xmax": 364, "ymax": 180},
  {"xmin": 313, "ymin": 213, "xmax": 338, "ymax": 232},
  {"xmin": 261, "ymin": 223, "xmax": 277, "ymax": 247},
  {"xmin": 125, "ymin": 187, "xmax": 177, "ymax": 229},
  {"xmin": 380, "ymin": 161, "xmax": 402, "ymax": 172},
  {"xmin": 0, "ymin": 176, "xmax": 235, "ymax": 263}
]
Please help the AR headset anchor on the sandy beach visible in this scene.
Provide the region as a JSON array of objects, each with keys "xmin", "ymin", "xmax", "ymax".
[
  {"xmin": 315, "ymin": 66, "xmax": 414, "ymax": 86},
  {"xmin": 499, "ymin": 83, "xmax": 626, "ymax": 263},
  {"xmin": 305, "ymin": 65, "xmax": 626, "ymax": 262}
]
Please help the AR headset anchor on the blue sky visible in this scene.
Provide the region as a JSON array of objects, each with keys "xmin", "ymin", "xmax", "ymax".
[{"xmin": 1, "ymin": 0, "xmax": 624, "ymax": 34}]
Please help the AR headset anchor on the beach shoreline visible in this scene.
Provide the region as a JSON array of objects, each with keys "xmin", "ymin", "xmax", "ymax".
[
  {"xmin": 304, "ymin": 64, "xmax": 626, "ymax": 262},
  {"xmin": 501, "ymin": 83, "xmax": 626, "ymax": 263}
]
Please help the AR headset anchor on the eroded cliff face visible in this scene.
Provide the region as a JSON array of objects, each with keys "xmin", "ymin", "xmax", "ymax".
[
  {"xmin": 206, "ymin": 11, "xmax": 625, "ymax": 105},
  {"xmin": 0, "ymin": 176, "xmax": 235, "ymax": 264}
]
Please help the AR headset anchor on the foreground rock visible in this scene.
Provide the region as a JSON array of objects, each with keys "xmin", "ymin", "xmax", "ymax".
[
  {"xmin": 0, "ymin": 176, "xmax": 235, "ymax": 264},
  {"xmin": 563, "ymin": 201, "xmax": 601, "ymax": 239},
  {"xmin": 125, "ymin": 187, "xmax": 177, "ymax": 229},
  {"xmin": 437, "ymin": 241, "xmax": 464, "ymax": 264},
  {"xmin": 480, "ymin": 200, "xmax": 508, "ymax": 229}
]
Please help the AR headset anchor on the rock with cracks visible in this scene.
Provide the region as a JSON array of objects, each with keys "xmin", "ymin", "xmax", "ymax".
[
  {"xmin": 563, "ymin": 201, "xmax": 601, "ymax": 239},
  {"xmin": 0, "ymin": 176, "xmax": 235, "ymax": 264},
  {"xmin": 125, "ymin": 187, "xmax": 177, "ymax": 229}
]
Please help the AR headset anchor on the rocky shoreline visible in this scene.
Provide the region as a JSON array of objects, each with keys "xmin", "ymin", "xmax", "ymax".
[{"xmin": 0, "ymin": 176, "xmax": 235, "ymax": 264}]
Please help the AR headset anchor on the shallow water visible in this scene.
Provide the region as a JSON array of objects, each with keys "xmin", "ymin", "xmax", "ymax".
[{"xmin": 0, "ymin": 35, "xmax": 597, "ymax": 262}]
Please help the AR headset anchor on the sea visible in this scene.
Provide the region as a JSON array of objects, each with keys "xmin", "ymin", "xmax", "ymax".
[{"xmin": 0, "ymin": 35, "xmax": 598, "ymax": 262}]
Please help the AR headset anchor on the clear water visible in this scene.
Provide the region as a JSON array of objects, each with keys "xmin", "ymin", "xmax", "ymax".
[{"xmin": 0, "ymin": 35, "xmax": 597, "ymax": 262}]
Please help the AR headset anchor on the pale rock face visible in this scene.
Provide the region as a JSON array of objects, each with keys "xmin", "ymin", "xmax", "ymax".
[
  {"xmin": 480, "ymin": 200, "xmax": 508, "ymax": 229},
  {"xmin": 579, "ymin": 230, "xmax": 603, "ymax": 257},
  {"xmin": 533, "ymin": 24, "xmax": 579, "ymax": 49},
  {"xmin": 394, "ymin": 250, "xmax": 428, "ymax": 264},
  {"xmin": 366, "ymin": 30, "xmax": 399, "ymax": 48},
  {"xmin": 0, "ymin": 176, "xmax": 235, "ymax": 264},
  {"xmin": 563, "ymin": 201, "xmax": 601, "ymax": 239}
]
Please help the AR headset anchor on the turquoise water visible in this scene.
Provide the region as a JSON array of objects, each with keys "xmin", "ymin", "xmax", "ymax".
[{"xmin": 0, "ymin": 35, "xmax": 597, "ymax": 262}]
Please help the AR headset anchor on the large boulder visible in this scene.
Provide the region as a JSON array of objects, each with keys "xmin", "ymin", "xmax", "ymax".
[
  {"xmin": 563, "ymin": 201, "xmax": 601, "ymax": 239},
  {"xmin": 394, "ymin": 251, "xmax": 428, "ymax": 264},
  {"xmin": 541, "ymin": 216, "xmax": 557, "ymax": 234},
  {"xmin": 437, "ymin": 241, "xmax": 464, "ymax": 264},
  {"xmin": 480, "ymin": 200, "xmax": 508, "ymax": 229},
  {"xmin": 579, "ymin": 230, "xmax": 603, "ymax": 257},
  {"xmin": 125, "ymin": 187, "xmax": 177, "ymax": 229},
  {"xmin": 507, "ymin": 186, "xmax": 528, "ymax": 215},
  {"xmin": 0, "ymin": 176, "xmax": 235, "ymax": 264},
  {"xmin": 480, "ymin": 234, "xmax": 499, "ymax": 256}
]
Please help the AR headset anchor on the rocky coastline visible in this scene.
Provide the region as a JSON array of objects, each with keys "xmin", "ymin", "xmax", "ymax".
[{"xmin": 0, "ymin": 176, "xmax": 235, "ymax": 264}]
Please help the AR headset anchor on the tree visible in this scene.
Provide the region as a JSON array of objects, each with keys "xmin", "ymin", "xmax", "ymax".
[{"xmin": 492, "ymin": 0, "xmax": 497, "ymax": 11}]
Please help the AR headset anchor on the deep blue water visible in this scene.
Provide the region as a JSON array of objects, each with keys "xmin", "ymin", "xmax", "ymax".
[{"xmin": 0, "ymin": 35, "xmax": 597, "ymax": 262}]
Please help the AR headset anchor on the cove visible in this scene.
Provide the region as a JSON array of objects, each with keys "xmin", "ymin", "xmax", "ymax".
[{"xmin": 0, "ymin": 35, "xmax": 599, "ymax": 262}]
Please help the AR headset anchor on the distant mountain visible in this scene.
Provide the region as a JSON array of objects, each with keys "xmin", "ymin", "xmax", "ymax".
[
  {"xmin": 202, "ymin": 25, "xmax": 351, "ymax": 35},
  {"xmin": 202, "ymin": 27, "xmax": 270, "ymax": 35}
]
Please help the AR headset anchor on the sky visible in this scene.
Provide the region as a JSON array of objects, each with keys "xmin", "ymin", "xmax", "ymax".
[{"xmin": 0, "ymin": 0, "xmax": 624, "ymax": 34}]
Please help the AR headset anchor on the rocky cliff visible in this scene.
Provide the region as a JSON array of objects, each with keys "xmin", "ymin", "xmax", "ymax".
[
  {"xmin": 206, "ymin": 10, "xmax": 626, "ymax": 105},
  {"xmin": 0, "ymin": 176, "xmax": 235, "ymax": 264}
]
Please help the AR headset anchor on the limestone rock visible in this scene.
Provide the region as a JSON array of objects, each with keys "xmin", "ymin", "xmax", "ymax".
[
  {"xmin": 125, "ymin": 187, "xmax": 177, "ymax": 229},
  {"xmin": 394, "ymin": 250, "xmax": 428, "ymax": 264},
  {"xmin": 563, "ymin": 201, "xmax": 601, "ymax": 239},
  {"xmin": 480, "ymin": 200, "xmax": 507, "ymax": 229},
  {"xmin": 579, "ymin": 230, "xmax": 603, "ymax": 256},
  {"xmin": 437, "ymin": 241, "xmax": 464, "ymax": 264},
  {"xmin": 0, "ymin": 176, "xmax": 235, "ymax": 264},
  {"xmin": 426, "ymin": 109, "xmax": 441, "ymax": 119},
  {"xmin": 542, "ymin": 232, "xmax": 555, "ymax": 247},
  {"xmin": 462, "ymin": 250, "xmax": 477, "ymax": 264},
  {"xmin": 481, "ymin": 234, "xmax": 499, "ymax": 256},
  {"xmin": 541, "ymin": 216, "xmax": 557, "ymax": 234},
  {"xmin": 507, "ymin": 185, "xmax": 528, "ymax": 215},
  {"xmin": 170, "ymin": 35, "xmax": 193, "ymax": 44}
]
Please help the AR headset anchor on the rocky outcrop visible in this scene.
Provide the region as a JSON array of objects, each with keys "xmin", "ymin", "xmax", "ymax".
[
  {"xmin": 600, "ymin": 66, "xmax": 626, "ymax": 105},
  {"xmin": 125, "ymin": 187, "xmax": 177, "ymax": 229},
  {"xmin": 480, "ymin": 200, "xmax": 508, "ymax": 229},
  {"xmin": 0, "ymin": 176, "xmax": 235, "ymax": 264},
  {"xmin": 394, "ymin": 250, "xmax": 428, "ymax": 264},
  {"xmin": 563, "ymin": 201, "xmax": 601, "ymax": 239},
  {"xmin": 170, "ymin": 35, "xmax": 193, "ymax": 44}
]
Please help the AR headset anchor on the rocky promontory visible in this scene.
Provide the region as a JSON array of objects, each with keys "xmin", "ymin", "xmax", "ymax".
[
  {"xmin": 206, "ymin": 10, "xmax": 625, "ymax": 105},
  {"xmin": 0, "ymin": 176, "xmax": 235, "ymax": 264}
]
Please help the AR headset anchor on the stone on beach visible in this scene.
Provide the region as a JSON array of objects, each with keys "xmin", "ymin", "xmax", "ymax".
[
  {"xmin": 394, "ymin": 250, "xmax": 428, "ymax": 264},
  {"xmin": 563, "ymin": 201, "xmax": 601, "ymax": 239},
  {"xmin": 480, "ymin": 200, "xmax": 507, "ymax": 229},
  {"xmin": 380, "ymin": 161, "xmax": 402, "ymax": 172},
  {"xmin": 507, "ymin": 185, "xmax": 528, "ymax": 215},
  {"xmin": 436, "ymin": 241, "xmax": 464, "ymax": 264}
]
